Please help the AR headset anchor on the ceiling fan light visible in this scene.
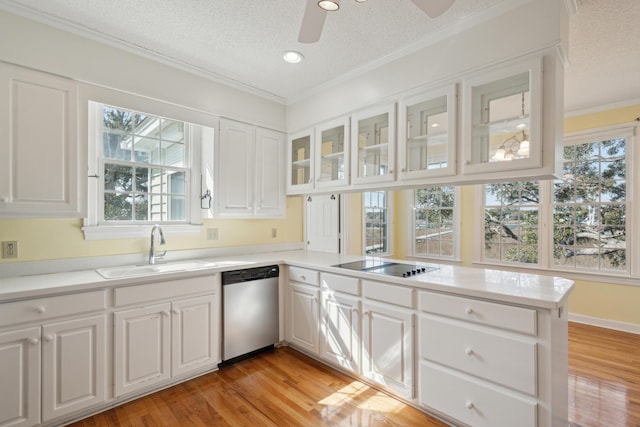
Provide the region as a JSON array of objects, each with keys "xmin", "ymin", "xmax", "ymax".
[
  {"xmin": 283, "ymin": 51, "xmax": 304, "ymax": 63},
  {"xmin": 318, "ymin": 0, "xmax": 340, "ymax": 11},
  {"xmin": 517, "ymin": 140, "xmax": 530, "ymax": 156}
]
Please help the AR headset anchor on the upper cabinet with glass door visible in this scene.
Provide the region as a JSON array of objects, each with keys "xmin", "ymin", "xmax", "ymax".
[
  {"xmin": 287, "ymin": 129, "xmax": 314, "ymax": 194},
  {"xmin": 314, "ymin": 117, "xmax": 349, "ymax": 189},
  {"xmin": 351, "ymin": 104, "xmax": 396, "ymax": 185},
  {"xmin": 462, "ymin": 57, "xmax": 542, "ymax": 175},
  {"xmin": 398, "ymin": 84, "xmax": 457, "ymax": 180}
]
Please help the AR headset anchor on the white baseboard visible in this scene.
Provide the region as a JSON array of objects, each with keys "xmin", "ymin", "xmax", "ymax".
[{"xmin": 569, "ymin": 313, "xmax": 640, "ymax": 335}]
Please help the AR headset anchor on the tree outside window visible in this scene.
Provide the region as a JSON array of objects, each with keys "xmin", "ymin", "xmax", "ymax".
[{"xmin": 414, "ymin": 187, "xmax": 456, "ymax": 259}]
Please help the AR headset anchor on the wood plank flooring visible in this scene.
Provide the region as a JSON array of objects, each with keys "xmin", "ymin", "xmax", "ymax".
[{"xmin": 69, "ymin": 322, "xmax": 640, "ymax": 427}]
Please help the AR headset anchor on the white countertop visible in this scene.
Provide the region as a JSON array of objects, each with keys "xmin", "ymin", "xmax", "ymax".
[{"xmin": 0, "ymin": 250, "xmax": 573, "ymax": 309}]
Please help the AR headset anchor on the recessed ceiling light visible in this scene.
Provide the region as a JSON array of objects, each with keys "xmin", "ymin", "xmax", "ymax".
[
  {"xmin": 283, "ymin": 51, "xmax": 304, "ymax": 63},
  {"xmin": 318, "ymin": 0, "xmax": 340, "ymax": 11}
]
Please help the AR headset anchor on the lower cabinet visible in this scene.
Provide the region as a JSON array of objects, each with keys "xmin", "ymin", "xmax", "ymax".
[
  {"xmin": 320, "ymin": 291, "xmax": 360, "ymax": 372},
  {"xmin": 114, "ymin": 294, "xmax": 217, "ymax": 397},
  {"xmin": 361, "ymin": 301, "xmax": 413, "ymax": 398},
  {"xmin": 287, "ymin": 282, "xmax": 320, "ymax": 354},
  {"xmin": 0, "ymin": 291, "xmax": 107, "ymax": 427}
]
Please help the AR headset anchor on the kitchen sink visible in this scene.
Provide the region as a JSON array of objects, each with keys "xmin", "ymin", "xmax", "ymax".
[{"xmin": 96, "ymin": 260, "xmax": 218, "ymax": 279}]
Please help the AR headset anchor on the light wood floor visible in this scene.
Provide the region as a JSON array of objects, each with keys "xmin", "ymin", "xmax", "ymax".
[{"xmin": 70, "ymin": 322, "xmax": 640, "ymax": 427}]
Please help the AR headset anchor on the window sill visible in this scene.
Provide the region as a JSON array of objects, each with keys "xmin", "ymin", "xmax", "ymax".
[{"xmin": 82, "ymin": 224, "xmax": 203, "ymax": 240}]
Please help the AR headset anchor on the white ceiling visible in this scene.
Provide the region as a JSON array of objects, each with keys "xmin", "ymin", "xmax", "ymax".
[{"xmin": 1, "ymin": 0, "xmax": 638, "ymax": 114}]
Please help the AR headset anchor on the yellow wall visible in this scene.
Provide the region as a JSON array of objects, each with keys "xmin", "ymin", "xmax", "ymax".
[{"xmin": 0, "ymin": 197, "xmax": 303, "ymax": 263}]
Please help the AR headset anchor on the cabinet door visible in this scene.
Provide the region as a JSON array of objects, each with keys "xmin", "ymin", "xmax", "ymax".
[
  {"xmin": 398, "ymin": 85, "xmax": 457, "ymax": 180},
  {"xmin": 314, "ymin": 117, "xmax": 349, "ymax": 189},
  {"xmin": 114, "ymin": 303, "xmax": 171, "ymax": 397},
  {"xmin": 42, "ymin": 315, "xmax": 106, "ymax": 421},
  {"xmin": 351, "ymin": 104, "xmax": 396, "ymax": 185},
  {"xmin": 362, "ymin": 301, "xmax": 413, "ymax": 398},
  {"xmin": 462, "ymin": 57, "xmax": 542, "ymax": 175},
  {"xmin": 320, "ymin": 291, "xmax": 360, "ymax": 373},
  {"xmin": 0, "ymin": 327, "xmax": 40, "ymax": 427},
  {"xmin": 287, "ymin": 129, "xmax": 315, "ymax": 194},
  {"xmin": 0, "ymin": 63, "xmax": 80, "ymax": 217},
  {"xmin": 287, "ymin": 283, "xmax": 319, "ymax": 354},
  {"xmin": 171, "ymin": 295, "xmax": 219, "ymax": 377},
  {"xmin": 255, "ymin": 128, "xmax": 286, "ymax": 217},
  {"xmin": 217, "ymin": 119, "xmax": 255, "ymax": 216}
]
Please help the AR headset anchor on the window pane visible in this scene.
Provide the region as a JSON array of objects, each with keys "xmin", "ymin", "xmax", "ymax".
[
  {"xmin": 104, "ymin": 164, "xmax": 133, "ymax": 192},
  {"xmin": 161, "ymin": 119, "xmax": 184, "ymax": 142},
  {"xmin": 164, "ymin": 141, "xmax": 185, "ymax": 167},
  {"xmin": 133, "ymin": 194, "xmax": 148, "ymax": 221},
  {"xmin": 134, "ymin": 136, "xmax": 160, "ymax": 163},
  {"xmin": 103, "ymin": 131, "xmax": 131, "ymax": 161},
  {"xmin": 364, "ymin": 191, "xmax": 389, "ymax": 255},
  {"xmin": 104, "ymin": 193, "xmax": 132, "ymax": 221},
  {"xmin": 103, "ymin": 107, "xmax": 133, "ymax": 132},
  {"xmin": 414, "ymin": 187, "xmax": 455, "ymax": 259}
]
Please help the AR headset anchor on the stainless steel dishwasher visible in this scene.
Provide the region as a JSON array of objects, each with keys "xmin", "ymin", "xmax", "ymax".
[{"xmin": 220, "ymin": 265, "xmax": 279, "ymax": 365}]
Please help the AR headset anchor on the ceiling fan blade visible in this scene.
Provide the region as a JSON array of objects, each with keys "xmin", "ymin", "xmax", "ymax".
[
  {"xmin": 411, "ymin": 0, "xmax": 455, "ymax": 18},
  {"xmin": 298, "ymin": 0, "xmax": 327, "ymax": 43}
]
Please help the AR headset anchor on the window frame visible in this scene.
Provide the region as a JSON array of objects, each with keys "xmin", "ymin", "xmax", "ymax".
[
  {"xmin": 82, "ymin": 91, "xmax": 217, "ymax": 240},
  {"xmin": 410, "ymin": 186, "xmax": 461, "ymax": 262},
  {"xmin": 362, "ymin": 191, "xmax": 393, "ymax": 256},
  {"xmin": 474, "ymin": 122, "xmax": 638, "ymax": 285}
]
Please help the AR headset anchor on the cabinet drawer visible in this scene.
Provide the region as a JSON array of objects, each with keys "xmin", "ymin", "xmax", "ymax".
[
  {"xmin": 420, "ymin": 317, "xmax": 536, "ymax": 395},
  {"xmin": 0, "ymin": 290, "xmax": 107, "ymax": 327},
  {"xmin": 320, "ymin": 273, "xmax": 359, "ymax": 295},
  {"xmin": 363, "ymin": 280, "xmax": 413, "ymax": 308},
  {"xmin": 419, "ymin": 361, "xmax": 537, "ymax": 427},
  {"xmin": 114, "ymin": 276, "xmax": 215, "ymax": 307},
  {"xmin": 288, "ymin": 266, "xmax": 319, "ymax": 286},
  {"xmin": 419, "ymin": 291, "xmax": 536, "ymax": 335}
]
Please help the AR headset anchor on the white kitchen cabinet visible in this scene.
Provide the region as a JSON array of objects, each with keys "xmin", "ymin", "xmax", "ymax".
[
  {"xmin": 0, "ymin": 290, "xmax": 107, "ymax": 427},
  {"xmin": 319, "ymin": 273, "xmax": 360, "ymax": 373},
  {"xmin": 286, "ymin": 267, "xmax": 320, "ymax": 354},
  {"xmin": 398, "ymin": 84, "xmax": 457, "ymax": 180},
  {"xmin": 42, "ymin": 315, "xmax": 106, "ymax": 421},
  {"xmin": 287, "ymin": 129, "xmax": 315, "ymax": 194},
  {"xmin": 0, "ymin": 62, "xmax": 81, "ymax": 218},
  {"xmin": 351, "ymin": 104, "xmax": 396, "ymax": 185},
  {"xmin": 314, "ymin": 117, "xmax": 350, "ymax": 189},
  {"xmin": 217, "ymin": 119, "xmax": 285, "ymax": 218},
  {"xmin": 0, "ymin": 327, "xmax": 40, "ymax": 427},
  {"xmin": 462, "ymin": 56, "xmax": 543, "ymax": 176},
  {"xmin": 114, "ymin": 284, "xmax": 218, "ymax": 397}
]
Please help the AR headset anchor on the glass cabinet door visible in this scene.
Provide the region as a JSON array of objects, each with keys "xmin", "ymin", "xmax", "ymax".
[
  {"xmin": 287, "ymin": 129, "xmax": 314, "ymax": 193},
  {"xmin": 351, "ymin": 104, "xmax": 396, "ymax": 184},
  {"xmin": 315, "ymin": 117, "xmax": 349, "ymax": 188},
  {"xmin": 398, "ymin": 84, "xmax": 456, "ymax": 179},
  {"xmin": 463, "ymin": 57, "xmax": 542, "ymax": 175}
]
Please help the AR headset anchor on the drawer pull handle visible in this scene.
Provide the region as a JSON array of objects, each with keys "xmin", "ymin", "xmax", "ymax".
[
  {"xmin": 466, "ymin": 401, "xmax": 474, "ymax": 410},
  {"xmin": 36, "ymin": 306, "xmax": 46, "ymax": 314},
  {"xmin": 465, "ymin": 307, "xmax": 473, "ymax": 315},
  {"xmin": 300, "ymin": 275, "xmax": 306, "ymax": 281},
  {"xmin": 44, "ymin": 335, "xmax": 53, "ymax": 342},
  {"xmin": 465, "ymin": 347, "xmax": 474, "ymax": 356},
  {"xmin": 29, "ymin": 337, "xmax": 39, "ymax": 345}
]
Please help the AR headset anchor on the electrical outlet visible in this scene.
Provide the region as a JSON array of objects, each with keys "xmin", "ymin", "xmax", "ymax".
[
  {"xmin": 2, "ymin": 241, "xmax": 18, "ymax": 258},
  {"xmin": 271, "ymin": 228, "xmax": 277, "ymax": 238},
  {"xmin": 206, "ymin": 228, "xmax": 219, "ymax": 240}
]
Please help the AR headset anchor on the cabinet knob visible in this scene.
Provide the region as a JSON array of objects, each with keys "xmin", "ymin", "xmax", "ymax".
[
  {"xmin": 465, "ymin": 307, "xmax": 473, "ymax": 315},
  {"xmin": 465, "ymin": 347, "xmax": 474, "ymax": 356},
  {"xmin": 172, "ymin": 309, "xmax": 180, "ymax": 315},
  {"xmin": 466, "ymin": 401, "xmax": 474, "ymax": 410},
  {"xmin": 29, "ymin": 337, "xmax": 39, "ymax": 345},
  {"xmin": 162, "ymin": 311, "xmax": 170, "ymax": 317},
  {"xmin": 44, "ymin": 334, "xmax": 54, "ymax": 342},
  {"xmin": 36, "ymin": 306, "xmax": 46, "ymax": 314},
  {"xmin": 300, "ymin": 275, "xmax": 306, "ymax": 281}
]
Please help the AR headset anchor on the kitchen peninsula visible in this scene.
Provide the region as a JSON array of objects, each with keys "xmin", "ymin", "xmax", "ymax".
[{"xmin": 0, "ymin": 250, "xmax": 573, "ymax": 427}]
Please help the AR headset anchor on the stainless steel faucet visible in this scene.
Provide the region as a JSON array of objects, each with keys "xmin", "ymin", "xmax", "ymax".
[{"xmin": 149, "ymin": 225, "xmax": 166, "ymax": 265}]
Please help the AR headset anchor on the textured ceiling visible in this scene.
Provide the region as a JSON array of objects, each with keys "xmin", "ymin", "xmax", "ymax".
[{"xmin": 0, "ymin": 0, "xmax": 638, "ymax": 113}]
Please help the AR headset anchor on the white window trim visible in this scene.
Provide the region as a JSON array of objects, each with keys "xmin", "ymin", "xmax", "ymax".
[
  {"xmin": 409, "ymin": 187, "xmax": 461, "ymax": 262},
  {"xmin": 362, "ymin": 191, "xmax": 393, "ymax": 256},
  {"xmin": 82, "ymin": 99, "xmax": 212, "ymax": 240},
  {"xmin": 473, "ymin": 122, "xmax": 638, "ymax": 285}
]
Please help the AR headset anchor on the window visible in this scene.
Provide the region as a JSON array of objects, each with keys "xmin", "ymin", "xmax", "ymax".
[
  {"xmin": 477, "ymin": 125, "xmax": 635, "ymax": 280},
  {"xmin": 84, "ymin": 101, "xmax": 215, "ymax": 240},
  {"xmin": 101, "ymin": 105, "xmax": 188, "ymax": 222},
  {"xmin": 413, "ymin": 186, "xmax": 458, "ymax": 259},
  {"xmin": 483, "ymin": 181, "xmax": 540, "ymax": 265},
  {"xmin": 363, "ymin": 191, "xmax": 391, "ymax": 255}
]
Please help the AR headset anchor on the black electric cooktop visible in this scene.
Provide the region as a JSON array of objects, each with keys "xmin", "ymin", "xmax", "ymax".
[{"xmin": 333, "ymin": 259, "xmax": 438, "ymax": 278}]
